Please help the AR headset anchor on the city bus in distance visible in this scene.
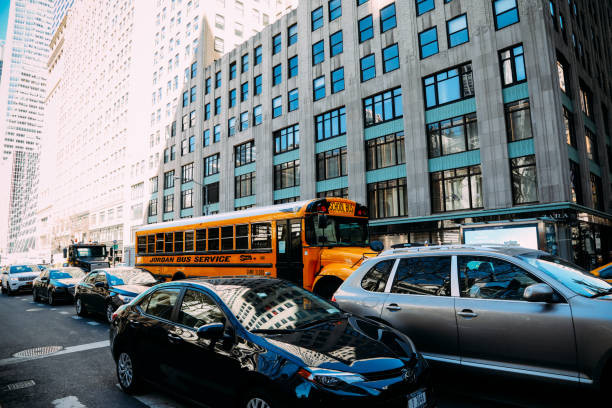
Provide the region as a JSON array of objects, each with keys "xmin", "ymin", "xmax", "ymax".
[{"xmin": 134, "ymin": 198, "xmax": 382, "ymax": 297}]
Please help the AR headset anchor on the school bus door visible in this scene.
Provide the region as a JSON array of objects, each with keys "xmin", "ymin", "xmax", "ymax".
[{"xmin": 276, "ymin": 219, "xmax": 303, "ymax": 286}]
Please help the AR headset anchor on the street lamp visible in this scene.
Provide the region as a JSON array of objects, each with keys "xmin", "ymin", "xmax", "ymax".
[{"xmin": 174, "ymin": 177, "xmax": 210, "ymax": 216}]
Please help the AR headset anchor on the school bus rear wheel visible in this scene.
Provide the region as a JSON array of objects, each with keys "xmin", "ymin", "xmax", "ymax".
[{"xmin": 171, "ymin": 272, "xmax": 186, "ymax": 281}]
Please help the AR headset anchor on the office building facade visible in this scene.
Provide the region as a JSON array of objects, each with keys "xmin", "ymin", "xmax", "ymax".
[{"xmin": 153, "ymin": 0, "xmax": 612, "ymax": 268}]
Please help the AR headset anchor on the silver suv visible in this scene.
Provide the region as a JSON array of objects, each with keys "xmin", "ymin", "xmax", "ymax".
[
  {"xmin": 1, "ymin": 265, "xmax": 42, "ymax": 295},
  {"xmin": 333, "ymin": 245, "xmax": 612, "ymax": 389}
]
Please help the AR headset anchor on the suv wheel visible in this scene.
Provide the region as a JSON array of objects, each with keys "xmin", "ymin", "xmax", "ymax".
[
  {"xmin": 75, "ymin": 297, "xmax": 88, "ymax": 316},
  {"xmin": 116, "ymin": 351, "xmax": 141, "ymax": 393}
]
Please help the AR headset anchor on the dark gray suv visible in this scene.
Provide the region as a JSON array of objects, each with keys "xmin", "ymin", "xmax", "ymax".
[{"xmin": 334, "ymin": 245, "xmax": 612, "ymax": 389}]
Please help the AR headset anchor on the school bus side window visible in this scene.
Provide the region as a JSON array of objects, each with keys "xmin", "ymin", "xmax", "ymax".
[
  {"xmin": 174, "ymin": 232, "xmax": 184, "ymax": 252},
  {"xmin": 196, "ymin": 229, "xmax": 206, "ymax": 251},
  {"xmin": 185, "ymin": 230, "xmax": 195, "ymax": 251},
  {"xmin": 208, "ymin": 228, "xmax": 220, "ymax": 251},
  {"xmin": 137, "ymin": 236, "xmax": 146, "ymax": 253},
  {"xmin": 221, "ymin": 226, "xmax": 234, "ymax": 250},
  {"xmin": 147, "ymin": 235, "xmax": 155, "ymax": 253},
  {"xmin": 236, "ymin": 225, "xmax": 249, "ymax": 249},
  {"xmin": 156, "ymin": 233, "xmax": 164, "ymax": 253},
  {"xmin": 252, "ymin": 223, "xmax": 272, "ymax": 249},
  {"xmin": 165, "ymin": 233, "xmax": 173, "ymax": 253}
]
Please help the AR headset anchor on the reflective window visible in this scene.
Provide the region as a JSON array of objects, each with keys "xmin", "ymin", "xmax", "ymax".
[
  {"xmin": 312, "ymin": 6, "xmax": 323, "ymax": 31},
  {"xmin": 428, "ymin": 113, "xmax": 479, "ymax": 158},
  {"xmin": 493, "ymin": 0, "xmax": 519, "ymax": 30},
  {"xmin": 423, "ymin": 63, "xmax": 474, "ymax": 109},
  {"xmin": 288, "ymin": 23, "xmax": 298, "ymax": 46},
  {"xmin": 431, "ymin": 165, "xmax": 483, "ymax": 212},
  {"xmin": 367, "ymin": 178, "xmax": 408, "ymax": 219},
  {"xmin": 273, "ymin": 64, "xmax": 282, "ymax": 86},
  {"xmin": 315, "ymin": 107, "xmax": 346, "ymax": 141},
  {"xmin": 419, "ymin": 27, "xmax": 438, "ymax": 59},
  {"xmin": 331, "ymin": 68, "xmax": 344, "ymax": 93},
  {"xmin": 316, "ymin": 148, "xmax": 347, "ymax": 181},
  {"xmin": 380, "ymin": 3, "xmax": 396, "ymax": 32},
  {"xmin": 447, "ymin": 14, "xmax": 469, "ymax": 48},
  {"xmin": 145, "ymin": 288, "xmax": 181, "ymax": 320},
  {"xmin": 361, "ymin": 260, "xmax": 395, "ymax": 292},
  {"xmin": 382, "ymin": 44, "xmax": 399, "ymax": 73},
  {"xmin": 499, "ymin": 45, "xmax": 526, "ymax": 86},
  {"xmin": 329, "ymin": 0, "xmax": 342, "ymax": 21},
  {"xmin": 274, "ymin": 124, "xmax": 299, "ymax": 154},
  {"xmin": 416, "ymin": 0, "xmax": 434, "ymax": 16},
  {"xmin": 360, "ymin": 54, "xmax": 376, "ymax": 82},
  {"xmin": 358, "ymin": 15, "xmax": 373, "ymax": 42},
  {"xmin": 511, "ymin": 155, "xmax": 538, "ymax": 204},
  {"xmin": 330, "ymin": 31, "xmax": 343, "ymax": 56},
  {"xmin": 178, "ymin": 290, "xmax": 225, "ymax": 328},
  {"xmin": 288, "ymin": 88, "xmax": 299, "ymax": 111},
  {"xmin": 272, "ymin": 34, "xmax": 281, "ymax": 55},
  {"xmin": 288, "ymin": 55, "xmax": 298, "ymax": 78},
  {"xmin": 312, "ymin": 40, "xmax": 324, "ymax": 65},
  {"xmin": 458, "ymin": 256, "xmax": 539, "ymax": 301},
  {"xmin": 366, "ymin": 132, "xmax": 405, "ymax": 170},
  {"xmin": 391, "ymin": 257, "xmax": 452, "ymax": 296},
  {"xmin": 363, "ymin": 87, "xmax": 403, "ymax": 127}
]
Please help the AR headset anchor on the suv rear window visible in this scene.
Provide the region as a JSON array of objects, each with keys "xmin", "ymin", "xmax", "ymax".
[
  {"xmin": 361, "ymin": 260, "xmax": 395, "ymax": 292},
  {"xmin": 391, "ymin": 256, "xmax": 452, "ymax": 296}
]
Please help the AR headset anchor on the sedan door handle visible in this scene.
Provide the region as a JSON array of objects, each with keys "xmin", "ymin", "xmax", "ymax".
[
  {"xmin": 457, "ymin": 309, "xmax": 478, "ymax": 318},
  {"xmin": 386, "ymin": 303, "xmax": 402, "ymax": 311},
  {"xmin": 167, "ymin": 333, "xmax": 183, "ymax": 344}
]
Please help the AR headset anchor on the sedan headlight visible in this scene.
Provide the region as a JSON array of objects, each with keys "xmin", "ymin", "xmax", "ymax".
[
  {"xmin": 298, "ymin": 367, "xmax": 365, "ymax": 389},
  {"xmin": 10, "ymin": 277, "xmax": 18, "ymax": 282},
  {"xmin": 117, "ymin": 294, "xmax": 135, "ymax": 303}
]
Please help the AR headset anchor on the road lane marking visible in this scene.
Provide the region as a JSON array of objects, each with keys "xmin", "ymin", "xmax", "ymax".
[
  {"xmin": 60, "ymin": 311, "xmax": 70, "ymax": 315},
  {"xmin": 52, "ymin": 396, "xmax": 87, "ymax": 408},
  {"xmin": 87, "ymin": 321, "xmax": 100, "ymax": 326},
  {"xmin": 71, "ymin": 316, "xmax": 82, "ymax": 320},
  {"xmin": 0, "ymin": 340, "xmax": 109, "ymax": 367},
  {"xmin": 25, "ymin": 308, "xmax": 44, "ymax": 312},
  {"xmin": 2, "ymin": 380, "xmax": 36, "ymax": 392}
]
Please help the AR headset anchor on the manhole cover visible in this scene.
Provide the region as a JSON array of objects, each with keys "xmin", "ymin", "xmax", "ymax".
[
  {"xmin": 13, "ymin": 346, "xmax": 63, "ymax": 358},
  {"xmin": 2, "ymin": 380, "xmax": 36, "ymax": 392}
]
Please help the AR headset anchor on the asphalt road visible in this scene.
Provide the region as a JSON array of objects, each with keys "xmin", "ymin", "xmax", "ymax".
[{"xmin": 0, "ymin": 292, "xmax": 603, "ymax": 408}]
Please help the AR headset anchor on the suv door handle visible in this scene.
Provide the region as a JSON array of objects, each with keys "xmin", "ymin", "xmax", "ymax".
[
  {"xmin": 167, "ymin": 333, "xmax": 183, "ymax": 344},
  {"xmin": 386, "ymin": 303, "xmax": 402, "ymax": 311},
  {"xmin": 457, "ymin": 309, "xmax": 478, "ymax": 318}
]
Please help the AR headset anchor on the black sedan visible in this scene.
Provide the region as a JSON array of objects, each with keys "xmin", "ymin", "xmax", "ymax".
[
  {"xmin": 110, "ymin": 277, "xmax": 433, "ymax": 408},
  {"xmin": 32, "ymin": 267, "xmax": 87, "ymax": 305},
  {"xmin": 75, "ymin": 267, "xmax": 158, "ymax": 323}
]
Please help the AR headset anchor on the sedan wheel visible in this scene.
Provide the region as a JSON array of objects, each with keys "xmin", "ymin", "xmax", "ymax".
[
  {"xmin": 106, "ymin": 303, "xmax": 115, "ymax": 323},
  {"xmin": 117, "ymin": 351, "xmax": 140, "ymax": 393},
  {"xmin": 48, "ymin": 291, "xmax": 56, "ymax": 306},
  {"xmin": 32, "ymin": 289, "xmax": 38, "ymax": 302},
  {"xmin": 75, "ymin": 297, "xmax": 87, "ymax": 316},
  {"xmin": 246, "ymin": 398, "xmax": 272, "ymax": 408}
]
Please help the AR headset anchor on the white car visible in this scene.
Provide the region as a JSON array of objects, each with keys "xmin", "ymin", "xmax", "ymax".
[{"xmin": 1, "ymin": 265, "xmax": 42, "ymax": 295}]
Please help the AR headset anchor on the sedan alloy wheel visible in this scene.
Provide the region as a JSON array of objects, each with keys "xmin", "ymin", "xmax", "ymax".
[
  {"xmin": 106, "ymin": 303, "xmax": 115, "ymax": 323},
  {"xmin": 246, "ymin": 398, "xmax": 272, "ymax": 408},
  {"xmin": 75, "ymin": 297, "xmax": 87, "ymax": 316},
  {"xmin": 48, "ymin": 291, "xmax": 55, "ymax": 306},
  {"xmin": 118, "ymin": 352, "xmax": 133, "ymax": 388}
]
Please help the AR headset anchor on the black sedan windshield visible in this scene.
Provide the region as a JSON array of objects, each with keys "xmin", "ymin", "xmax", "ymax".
[
  {"xmin": 107, "ymin": 269, "xmax": 157, "ymax": 286},
  {"xmin": 519, "ymin": 253, "xmax": 612, "ymax": 298},
  {"xmin": 213, "ymin": 279, "xmax": 342, "ymax": 332},
  {"xmin": 50, "ymin": 269, "xmax": 86, "ymax": 280},
  {"xmin": 305, "ymin": 215, "xmax": 369, "ymax": 247}
]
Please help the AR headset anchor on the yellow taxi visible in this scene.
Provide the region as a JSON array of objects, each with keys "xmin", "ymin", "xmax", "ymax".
[{"xmin": 591, "ymin": 262, "xmax": 612, "ymax": 283}]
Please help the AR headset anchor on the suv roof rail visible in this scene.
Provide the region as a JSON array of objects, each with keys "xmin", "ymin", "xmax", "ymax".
[{"xmin": 380, "ymin": 243, "xmax": 521, "ymax": 256}]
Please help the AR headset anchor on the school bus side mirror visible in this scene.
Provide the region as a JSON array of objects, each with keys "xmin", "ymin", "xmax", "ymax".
[
  {"xmin": 318, "ymin": 214, "xmax": 329, "ymax": 229},
  {"xmin": 369, "ymin": 241, "xmax": 384, "ymax": 252}
]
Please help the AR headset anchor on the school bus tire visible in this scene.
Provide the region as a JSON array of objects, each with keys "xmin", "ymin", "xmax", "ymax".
[
  {"xmin": 312, "ymin": 276, "xmax": 343, "ymax": 300},
  {"xmin": 171, "ymin": 272, "xmax": 186, "ymax": 281}
]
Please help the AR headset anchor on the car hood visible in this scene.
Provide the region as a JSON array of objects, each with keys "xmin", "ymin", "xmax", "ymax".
[
  {"xmin": 110, "ymin": 284, "xmax": 152, "ymax": 296},
  {"xmin": 261, "ymin": 316, "xmax": 413, "ymax": 374},
  {"xmin": 51, "ymin": 278, "xmax": 82, "ymax": 287},
  {"xmin": 10, "ymin": 272, "xmax": 40, "ymax": 279}
]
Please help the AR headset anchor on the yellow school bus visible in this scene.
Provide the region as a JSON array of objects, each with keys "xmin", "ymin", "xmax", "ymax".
[{"xmin": 134, "ymin": 198, "xmax": 381, "ymax": 297}]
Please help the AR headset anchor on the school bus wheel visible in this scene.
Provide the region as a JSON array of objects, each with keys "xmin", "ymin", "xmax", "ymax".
[
  {"xmin": 312, "ymin": 276, "xmax": 343, "ymax": 300},
  {"xmin": 172, "ymin": 272, "xmax": 186, "ymax": 281}
]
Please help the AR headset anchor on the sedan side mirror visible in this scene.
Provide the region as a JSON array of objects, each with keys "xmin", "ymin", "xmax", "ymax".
[
  {"xmin": 523, "ymin": 283, "xmax": 554, "ymax": 303},
  {"xmin": 197, "ymin": 322, "xmax": 225, "ymax": 340},
  {"xmin": 95, "ymin": 281, "xmax": 106, "ymax": 288}
]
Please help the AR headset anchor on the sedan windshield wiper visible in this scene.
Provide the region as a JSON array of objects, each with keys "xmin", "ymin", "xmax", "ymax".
[
  {"xmin": 293, "ymin": 314, "xmax": 345, "ymax": 330},
  {"xmin": 591, "ymin": 288, "xmax": 612, "ymax": 298},
  {"xmin": 250, "ymin": 328, "xmax": 295, "ymax": 334}
]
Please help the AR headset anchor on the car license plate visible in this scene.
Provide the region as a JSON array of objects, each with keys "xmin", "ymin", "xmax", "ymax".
[{"xmin": 407, "ymin": 389, "xmax": 426, "ymax": 408}]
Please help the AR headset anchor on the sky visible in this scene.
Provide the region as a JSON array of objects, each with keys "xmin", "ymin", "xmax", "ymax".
[{"xmin": 0, "ymin": 0, "xmax": 9, "ymax": 41}]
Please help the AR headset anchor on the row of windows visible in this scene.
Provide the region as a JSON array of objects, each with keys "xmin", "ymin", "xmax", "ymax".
[
  {"xmin": 417, "ymin": 0, "xmax": 520, "ymax": 33},
  {"xmin": 136, "ymin": 222, "xmax": 272, "ymax": 254}
]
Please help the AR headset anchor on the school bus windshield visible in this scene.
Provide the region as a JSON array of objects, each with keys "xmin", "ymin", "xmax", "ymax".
[
  {"xmin": 75, "ymin": 246, "xmax": 107, "ymax": 258},
  {"xmin": 305, "ymin": 215, "xmax": 369, "ymax": 247}
]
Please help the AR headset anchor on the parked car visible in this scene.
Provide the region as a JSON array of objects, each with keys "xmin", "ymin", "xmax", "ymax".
[
  {"xmin": 1, "ymin": 265, "xmax": 42, "ymax": 295},
  {"xmin": 334, "ymin": 244, "xmax": 612, "ymax": 390},
  {"xmin": 591, "ymin": 262, "xmax": 612, "ymax": 283},
  {"xmin": 74, "ymin": 267, "xmax": 158, "ymax": 323},
  {"xmin": 110, "ymin": 277, "xmax": 433, "ymax": 408},
  {"xmin": 32, "ymin": 267, "xmax": 87, "ymax": 305}
]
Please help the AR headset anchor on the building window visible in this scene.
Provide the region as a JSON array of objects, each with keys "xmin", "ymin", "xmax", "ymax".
[
  {"xmin": 380, "ymin": 3, "xmax": 396, "ymax": 32},
  {"xmin": 447, "ymin": 14, "xmax": 469, "ymax": 48},
  {"xmin": 416, "ymin": 0, "xmax": 434, "ymax": 16},
  {"xmin": 204, "ymin": 154, "xmax": 219, "ymax": 177},
  {"xmin": 182, "ymin": 114, "xmax": 188, "ymax": 131},
  {"xmin": 229, "ymin": 61, "xmax": 236, "ymax": 79},
  {"xmin": 312, "ymin": 7, "xmax": 323, "ymax": 31},
  {"xmin": 189, "ymin": 111, "xmax": 196, "ymax": 128},
  {"xmin": 150, "ymin": 176, "xmax": 158, "ymax": 194},
  {"xmin": 493, "ymin": 0, "xmax": 519, "ymax": 30},
  {"xmin": 148, "ymin": 199, "xmax": 158, "ymax": 217},
  {"xmin": 315, "ymin": 107, "xmax": 346, "ymax": 142},
  {"xmin": 275, "ymin": 197, "xmax": 299, "ymax": 204},
  {"xmin": 240, "ymin": 111, "xmax": 249, "ymax": 131},
  {"xmin": 205, "ymin": 103, "xmax": 210, "ymax": 120},
  {"xmin": 366, "ymin": 132, "xmax": 405, "ymax": 170},
  {"xmin": 330, "ymin": 31, "xmax": 343, "ymax": 56},
  {"xmin": 254, "ymin": 105, "xmax": 262, "ymax": 125},
  {"xmin": 360, "ymin": 54, "xmax": 376, "ymax": 82},
  {"xmin": 164, "ymin": 194, "xmax": 174, "ymax": 213},
  {"xmin": 590, "ymin": 173, "xmax": 603, "ymax": 210},
  {"xmin": 170, "ymin": 145, "xmax": 176, "ymax": 160},
  {"xmin": 331, "ymin": 68, "xmax": 345, "ymax": 93},
  {"xmin": 368, "ymin": 178, "xmax": 408, "ymax": 219},
  {"xmin": 191, "ymin": 61, "xmax": 197, "ymax": 78},
  {"xmin": 419, "ymin": 27, "xmax": 438, "ymax": 59},
  {"xmin": 511, "ymin": 155, "xmax": 538, "ymax": 204},
  {"xmin": 181, "ymin": 189, "xmax": 193, "ymax": 209},
  {"xmin": 316, "ymin": 147, "xmax": 347, "ymax": 181},
  {"xmin": 181, "ymin": 139, "xmax": 189, "ymax": 156},
  {"xmin": 569, "ymin": 160, "xmax": 582, "ymax": 205},
  {"xmin": 272, "ymin": 96, "xmax": 282, "ymax": 118},
  {"xmin": 228, "ymin": 117, "xmax": 236, "ymax": 137},
  {"xmin": 288, "ymin": 23, "xmax": 298, "ymax": 46},
  {"xmin": 288, "ymin": 55, "xmax": 298, "ymax": 78},
  {"xmin": 288, "ymin": 88, "xmax": 299, "ymax": 111},
  {"xmin": 189, "ymin": 135, "xmax": 195, "ymax": 152},
  {"xmin": 329, "ymin": 0, "xmax": 342, "ymax": 21},
  {"xmin": 423, "ymin": 63, "xmax": 474, "ymax": 109},
  {"xmin": 213, "ymin": 125, "xmax": 221, "ymax": 142},
  {"xmin": 215, "ymin": 97, "xmax": 221, "ymax": 115},
  {"xmin": 203, "ymin": 129, "xmax": 211, "ymax": 146},
  {"xmin": 235, "ymin": 140, "xmax": 256, "ymax": 167},
  {"xmin": 273, "ymin": 64, "xmax": 282, "ymax": 86},
  {"xmin": 579, "ymin": 83, "xmax": 592, "ymax": 118},
  {"xmin": 254, "ymin": 74, "xmax": 262, "ymax": 95},
  {"xmin": 382, "ymin": 44, "xmax": 400, "ymax": 73},
  {"xmin": 359, "ymin": 15, "xmax": 373, "ymax": 42},
  {"xmin": 274, "ymin": 124, "xmax": 299, "ymax": 154},
  {"xmin": 254, "ymin": 45, "xmax": 262, "ymax": 65},
  {"xmin": 312, "ymin": 40, "xmax": 324, "ymax": 65},
  {"xmin": 317, "ymin": 188, "xmax": 348, "ymax": 198},
  {"xmin": 171, "ymin": 121, "xmax": 177, "ymax": 137},
  {"xmin": 205, "ymin": 182, "xmax": 220, "ymax": 205},
  {"xmin": 556, "ymin": 56, "xmax": 570, "ymax": 95},
  {"xmin": 229, "ymin": 89, "xmax": 236, "ymax": 107},
  {"xmin": 272, "ymin": 33, "xmax": 281, "ymax": 55},
  {"xmin": 274, "ymin": 160, "xmax": 300, "ymax": 190},
  {"xmin": 505, "ymin": 99, "xmax": 532, "ymax": 142},
  {"xmin": 585, "ymin": 128, "xmax": 598, "ymax": 163},
  {"xmin": 164, "ymin": 148, "xmax": 169, "ymax": 163},
  {"xmin": 205, "ymin": 77, "xmax": 211, "ymax": 94},
  {"xmin": 235, "ymin": 172, "xmax": 256, "ymax": 198},
  {"xmin": 357, "ymin": 0, "xmax": 369, "ymax": 6},
  {"xmin": 428, "ymin": 113, "xmax": 479, "ymax": 158},
  {"xmin": 164, "ymin": 170, "xmax": 175, "ymax": 189},
  {"xmin": 500, "ymin": 44, "xmax": 526, "ymax": 87},
  {"xmin": 215, "ymin": 71, "xmax": 222, "ymax": 88},
  {"xmin": 363, "ymin": 87, "xmax": 403, "ymax": 127},
  {"xmin": 431, "ymin": 165, "xmax": 483, "ymax": 212},
  {"xmin": 313, "ymin": 76, "xmax": 326, "ymax": 101},
  {"xmin": 241, "ymin": 53, "xmax": 249, "ymax": 73},
  {"xmin": 563, "ymin": 107, "xmax": 576, "ymax": 147},
  {"xmin": 182, "ymin": 90, "xmax": 189, "ymax": 107},
  {"xmin": 239, "ymin": 82, "xmax": 248, "ymax": 102}
]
